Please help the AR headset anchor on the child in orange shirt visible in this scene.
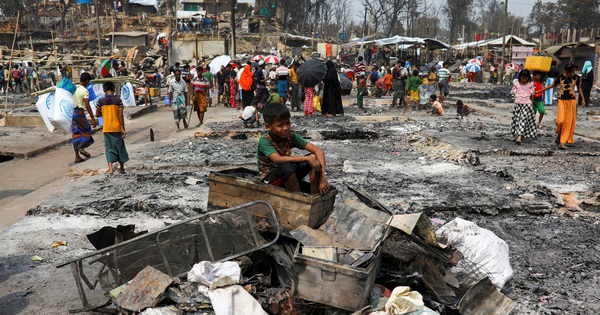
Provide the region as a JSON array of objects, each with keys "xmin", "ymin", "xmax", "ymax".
[{"xmin": 384, "ymin": 70, "xmax": 393, "ymax": 95}]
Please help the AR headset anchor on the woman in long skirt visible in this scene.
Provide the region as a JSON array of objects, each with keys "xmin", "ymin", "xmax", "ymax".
[
  {"xmin": 537, "ymin": 63, "xmax": 584, "ymax": 149},
  {"xmin": 510, "ymin": 69, "xmax": 537, "ymax": 145}
]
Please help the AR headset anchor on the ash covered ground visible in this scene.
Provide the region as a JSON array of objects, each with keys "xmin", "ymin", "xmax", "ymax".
[{"xmin": 2, "ymin": 83, "xmax": 600, "ymax": 314}]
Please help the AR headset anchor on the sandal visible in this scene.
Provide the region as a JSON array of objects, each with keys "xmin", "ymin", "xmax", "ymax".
[
  {"xmin": 79, "ymin": 149, "xmax": 91, "ymax": 158},
  {"xmin": 74, "ymin": 158, "xmax": 86, "ymax": 163},
  {"xmin": 104, "ymin": 172, "xmax": 113, "ymax": 177},
  {"xmin": 117, "ymin": 170, "xmax": 127, "ymax": 175},
  {"xmin": 558, "ymin": 144, "xmax": 566, "ymax": 150}
]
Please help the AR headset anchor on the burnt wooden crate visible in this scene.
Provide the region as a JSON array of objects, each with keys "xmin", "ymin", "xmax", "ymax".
[
  {"xmin": 292, "ymin": 244, "xmax": 381, "ymax": 311},
  {"xmin": 207, "ymin": 168, "xmax": 337, "ymax": 233}
]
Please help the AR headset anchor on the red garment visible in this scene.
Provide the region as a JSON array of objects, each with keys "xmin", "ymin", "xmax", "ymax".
[
  {"xmin": 239, "ymin": 65, "xmax": 253, "ymax": 91},
  {"xmin": 534, "ymin": 80, "xmax": 543, "ymax": 98},
  {"xmin": 346, "ymin": 70, "xmax": 354, "ymax": 82}
]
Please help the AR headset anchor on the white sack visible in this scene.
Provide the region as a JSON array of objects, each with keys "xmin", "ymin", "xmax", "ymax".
[
  {"xmin": 48, "ymin": 88, "xmax": 74, "ymax": 134},
  {"xmin": 35, "ymin": 92, "xmax": 55, "ymax": 132},
  {"xmin": 120, "ymin": 82, "xmax": 136, "ymax": 107},
  {"xmin": 436, "ymin": 218, "xmax": 513, "ymax": 289}
]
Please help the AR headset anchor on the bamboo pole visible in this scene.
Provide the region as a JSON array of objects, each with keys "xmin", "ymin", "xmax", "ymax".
[
  {"xmin": 5, "ymin": 11, "xmax": 20, "ymax": 114},
  {"xmin": 30, "ymin": 86, "xmax": 56, "ymax": 97},
  {"xmin": 30, "ymin": 36, "xmax": 41, "ymax": 92}
]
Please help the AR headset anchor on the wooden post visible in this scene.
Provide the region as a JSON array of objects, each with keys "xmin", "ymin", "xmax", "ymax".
[
  {"xmin": 95, "ymin": 0, "xmax": 102, "ymax": 55},
  {"xmin": 29, "ymin": 36, "xmax": 41, "ymax": 94},
  {"xmin": 5, "ymin": 11, "xmax": 20, "ymax": 113},
  {"xmin": 111, "ymin": 15, "xmax": 115, "ymax": 53}
]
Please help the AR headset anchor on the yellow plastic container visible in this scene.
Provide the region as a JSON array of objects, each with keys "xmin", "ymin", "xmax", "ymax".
[
  {"xmin": 524, "ymin": 56, "xmax": 552, "ymax": 72},
  {"xmin": 149, "ymin": 87, "xmax": 159, "ymax": 97}
]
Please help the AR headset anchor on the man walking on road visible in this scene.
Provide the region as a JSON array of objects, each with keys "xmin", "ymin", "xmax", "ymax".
[
  {"xmin": 168, "ymin": 69, "xmax": 189, "ymax": 131},
  {"xmin": 72, "ymin": 72, "xmax": 97, "ymax": 163}
]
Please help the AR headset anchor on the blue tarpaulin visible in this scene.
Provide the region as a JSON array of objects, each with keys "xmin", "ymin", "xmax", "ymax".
[{"xmin": 76, "ymin": 0, "xmax": 93, "ymax": 4}]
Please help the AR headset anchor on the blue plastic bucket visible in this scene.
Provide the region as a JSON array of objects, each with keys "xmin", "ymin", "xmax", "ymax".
[{"xmin": 165, "ymin": 95, "xmax": 170, "ymax": 105}]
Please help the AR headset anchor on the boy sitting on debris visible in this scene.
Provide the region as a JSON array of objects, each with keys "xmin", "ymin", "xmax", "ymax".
[{"xmin": 257, "ymin": 103, "xmax": 330, "ymax": 195}]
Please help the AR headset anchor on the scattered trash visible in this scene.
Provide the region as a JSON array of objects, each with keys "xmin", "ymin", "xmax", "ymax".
[
  {"xmin": 51, "ymin": 241, "xmax": 67, "ymax": 248},
  {"xmin": 58, "ymin": 201, "xmax": 280, "ymax": 312},
  {"xmin": 31, "ymin": 255, "xmax": 43, "ymax": 262}
]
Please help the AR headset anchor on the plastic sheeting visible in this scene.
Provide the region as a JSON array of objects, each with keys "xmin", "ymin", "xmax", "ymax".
[{"xmin": 129, "ymin": 0, "xmax": 158, "ymax": 10}]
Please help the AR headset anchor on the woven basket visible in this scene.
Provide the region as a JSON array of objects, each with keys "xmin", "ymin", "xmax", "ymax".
[{"xmin": 524, "ymin": 56, "xmax": 552, "ymax": 72}]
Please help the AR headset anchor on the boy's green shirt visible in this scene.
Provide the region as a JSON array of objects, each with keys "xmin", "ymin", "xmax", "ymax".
[{"xmin": 406, "ymin": 76, "xmax": 422, "ymax": 91}]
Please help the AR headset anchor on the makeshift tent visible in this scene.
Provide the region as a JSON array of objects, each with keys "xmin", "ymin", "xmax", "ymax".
[
  {"xmin": 423, "ymin": 38, "xmax": 453, "ymax": 50},
  {"xmin": 454, "ymin": 35, "xmax": 535, "ymax": 50}
]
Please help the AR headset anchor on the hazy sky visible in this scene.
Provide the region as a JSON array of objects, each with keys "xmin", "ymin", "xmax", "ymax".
[{"xmin": 246, "ymin": 0, "xmax": 551, "ymax": 20}]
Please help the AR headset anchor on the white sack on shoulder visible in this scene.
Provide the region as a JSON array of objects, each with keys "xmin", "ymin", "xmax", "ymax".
[
  {"xmin": 48, "ymin": 88, "xmax": 74, "ymax": 134},
  {"xmin": 36, "ymin": 92, "xmax": 55, "ymax": 132}
]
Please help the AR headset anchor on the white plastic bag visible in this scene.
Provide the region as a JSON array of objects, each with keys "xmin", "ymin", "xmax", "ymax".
[
  {"xmin": 120, "ymin": 82, "xmax": 136, "ymax": 107},
  {"xmin": 35, "ymin": 92, "xmax": 55, "ymax": 132},
  {"xmin": 436, "ymin": 218, "xmax": 513, "ymax": 289},
  {"xmin": 187, "ymin": 261, "xmax": 241, "ymax": 289},
  {"xmin": 48, "ymin": 88, "xmax": 74, "ymax": 134}
]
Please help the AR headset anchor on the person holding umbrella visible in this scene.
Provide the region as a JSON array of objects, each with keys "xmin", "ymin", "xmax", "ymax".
[
  {"xmin": 321, "ymin": 60, "xmax": 344, "ymax": 116},
  {"xmin": 297, "ymin": 59, "xmax": 327, "ymax": 116}
]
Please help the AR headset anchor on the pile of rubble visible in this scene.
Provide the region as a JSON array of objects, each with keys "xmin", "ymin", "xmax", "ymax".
[{"xmin": 58, "ymin": 169, "xmax": 516, "ymax": 315}]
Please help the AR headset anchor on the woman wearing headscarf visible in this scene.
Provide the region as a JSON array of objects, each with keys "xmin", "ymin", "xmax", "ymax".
[
  {"xmin": 579, "ymin": 60, "xmax": 593, "ymax": 107},
  {"xmin": 239, "ymin": 61, "xmax": 254, "ymax": 109},
  {"xmin": 321, "ymin": 60, "xmax": 344, "ymax": 116}
]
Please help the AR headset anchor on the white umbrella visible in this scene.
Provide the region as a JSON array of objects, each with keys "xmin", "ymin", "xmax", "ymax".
[{"xmin": 209, "ymin": 55, "xmax": 231, "ymax": 74}]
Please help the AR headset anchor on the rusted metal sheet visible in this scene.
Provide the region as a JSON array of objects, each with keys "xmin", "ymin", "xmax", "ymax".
[
  {"xmin": 291, "ymin": 199, "xmax": 390, "ymax": 251},
  {"xmin": 458, "ymin": 277, "xmax": 516, "ymax": 315},
  {"xmin": 115, "ymin": 266, "xmax": 173, "ymax": 312}
]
